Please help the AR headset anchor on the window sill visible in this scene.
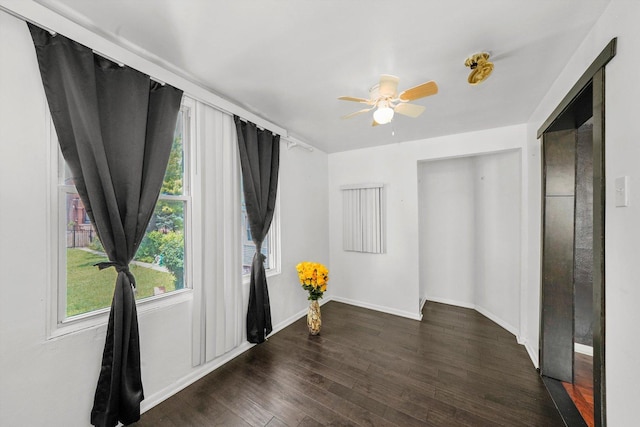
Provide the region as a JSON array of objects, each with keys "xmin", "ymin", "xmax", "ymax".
[
  {"xmin": 242, "ymin": 268, "xmax": 281, "ymax": 285},
  {"xmin": 48, "ymin": 288, "xmax": 193, "ymax": 340}
]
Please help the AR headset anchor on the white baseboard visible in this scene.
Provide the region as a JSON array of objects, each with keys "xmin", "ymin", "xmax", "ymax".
[
  {"xmin": 270, "ymin": 295, "xmax": 333, "ymax": 335},
  {"xmin": 474, "ymin": 305, "xmax": 519, "ymax": 337},
  {"xmin": 140, "ymin": 295, "xmax": 534, "ymax": 420},
  {"xmin": 425, "ymin": 297, "xmax": 518, "ymax": 336},
  {"xmin": 140, "ymin": 340, "xmax": 254, "ymax": 414},
  {"xmin": 575, "ymin": 343, "xmax": 593, "ymax": 356},
  {"xmin": 424, "ymin": 297, "xmax": 540, "ymax": 367},
  {"xmin": 140, "ymin": 296, "xmax": 334, "ymax": 416},
  {"xmin": 331, "ymin": 296, "xmax": 423, "ymax": 321},
  {"xmin": 425, "ymin": 296, "xmax": 476, "ymax": 310},
  {"xmin": 523, "ymin": 340, "xmax": 539, "ymax": 368}
]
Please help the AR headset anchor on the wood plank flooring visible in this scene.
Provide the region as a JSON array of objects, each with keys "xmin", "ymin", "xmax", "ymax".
[
  {"xmin": 132, "ymin": 301, "xmax": 563, "ymax": 426},
  {"xmin": 562, "ymin": 353, "xmax": 594, "ymax": 427}
]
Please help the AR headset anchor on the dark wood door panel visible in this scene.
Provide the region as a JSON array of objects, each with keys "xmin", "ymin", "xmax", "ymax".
[
  {"xmin": 542, "ymin": 195, "xmax": 575, "ymax": 383},
  {"xmin": 544, "ymin": 129, "xmax": 576, "ymax": 197}
]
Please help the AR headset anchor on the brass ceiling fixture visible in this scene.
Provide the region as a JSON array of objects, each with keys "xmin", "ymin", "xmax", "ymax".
[
  {"xmin": 465, "ymin": 52, "xmax": 494, "ymax": 85},
  {"xmin": 338, "ymin": 75, "xmax": 438, "ymax": 126}
]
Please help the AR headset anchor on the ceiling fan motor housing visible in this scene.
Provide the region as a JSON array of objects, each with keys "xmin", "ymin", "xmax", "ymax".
[
  {"xmin": 339, "ymin": 75, "xmax": 438, "ymax": 124},
  {"xmin": 465, "ymin": 52, "xmax": 494, "ymax": 85}
]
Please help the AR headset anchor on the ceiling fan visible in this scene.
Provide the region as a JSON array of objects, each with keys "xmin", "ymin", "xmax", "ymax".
[{"xmin": 338, "ymin": 75, "xmax": 438, "ymax": 126}]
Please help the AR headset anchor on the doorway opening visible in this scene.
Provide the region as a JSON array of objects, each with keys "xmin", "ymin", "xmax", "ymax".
[
  {"xmin": 538, "ymin": 38, "xmax": 616, "ymax": 427},
  {"xmin": 417, "ymin": 151, "xmax": 521, "ymax": 333}
]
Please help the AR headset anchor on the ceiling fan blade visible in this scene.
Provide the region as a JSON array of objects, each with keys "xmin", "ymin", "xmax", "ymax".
[
  {"xmin": 378, "ymin": 74, "xmax": 400, "ymax": 97},
  {"xmin": 398, "ymin": 80, "xmax": 438, "ymax": 101},
  {"xmin": 338, "ymin": 96, "xmax": 371, "ymax": 103},
  {"xmin": 341, "ymin": 107, "xmax": 374, "ymax": 119},
  {"xmin": 394, "ymin": 102, "xmax": 426, "ymax": 118}
]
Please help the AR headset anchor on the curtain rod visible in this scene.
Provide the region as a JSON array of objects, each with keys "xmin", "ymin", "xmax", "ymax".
[
  {"xmin": 1, "ymin": 5, "xmax": 56, "ymax": 35},
  {"xmin": 233, "ymin": 114, "xmax": 314, "ymax": 150},
  {"xmin": 233, "ymin": 115, "xmax": 280, "ymax": 136},
  {"xmin": 90, "ymin": 50, "xmax": 167, "ymax": 85},
  {"xmin": 2, "ymin": 7, "xmax": 170, "ymax": 86},
  {"xmin": 88, "ymin": 49, "xmax": 165, "ymax": 85},
  {"xmin": 282, "ymin": 136, "xmax": 314, "ymax": 152},
  {"xmin": 2, "ymin": 3, "xmax": 290, "ymax": 138}
]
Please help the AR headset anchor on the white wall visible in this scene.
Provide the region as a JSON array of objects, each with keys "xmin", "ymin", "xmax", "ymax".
[
  {"xmin": 7, "ymin": 0, "xmax": 640, "ymax": 423},
  {"xmin": 418, "ymin": 157, "xmax": 476, "ymax": 306},
  {"xmin": 525, "ymin": 0, "xmax": 640, "ymax": 423},
  {"xmin": 269, "ymin": 143, "xmax": 330, "ymax": 319},
  {"xmin": 328, "ymin": 124, "xmax": 527, "ymax": 321},
  {"xmin": 474, "ymin": 151, "xmax": 521, "ymax": 332},
  {"xmin": 417, "ymin": 151, "xmax": 521, "ymax": 334},
  {"xmin": 0, "ymin": 11, "xmax": 329, "ymax": 426}
]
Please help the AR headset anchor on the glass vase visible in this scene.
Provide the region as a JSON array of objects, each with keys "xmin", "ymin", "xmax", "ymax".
[{"xmin": 307, "ymin": 300, "xmax": 321, "ymax": 335}]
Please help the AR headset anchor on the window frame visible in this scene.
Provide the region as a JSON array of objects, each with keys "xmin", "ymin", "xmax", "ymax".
[{"xmin": 48, "ymin": 97, "xmax": 196, "ymax": 338}]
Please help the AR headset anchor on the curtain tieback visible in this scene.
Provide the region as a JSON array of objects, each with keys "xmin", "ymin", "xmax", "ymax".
[
  {"xmin": 94, "ymin": 261, "xmax": 137, "ymax": 288},
  {"xmin": 254, "ymin": 251, "xmax": 266, "ymax": 262},
  {"xmin": 254, "ymin": 242, "xmax": 266, "ymax": 262}
]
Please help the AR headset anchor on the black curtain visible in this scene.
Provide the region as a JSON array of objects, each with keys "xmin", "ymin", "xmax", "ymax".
[
  {"xmin": 235, "ymin": 116, "xmax": 280, "ymax": 344},
  {"xmin": 29, "ymin": 25, "xmax": 183, "ymax": 427}
]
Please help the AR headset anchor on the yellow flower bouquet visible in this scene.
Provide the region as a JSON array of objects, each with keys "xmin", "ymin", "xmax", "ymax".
[{"xmin": 296, "ymin": 261, "xmax": 329, "ymax": 300}]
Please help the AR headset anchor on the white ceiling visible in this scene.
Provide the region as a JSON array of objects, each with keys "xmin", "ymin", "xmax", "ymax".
[{"xmin": 34, "ymin": 0, "xmax": 611, "ymax": 153}]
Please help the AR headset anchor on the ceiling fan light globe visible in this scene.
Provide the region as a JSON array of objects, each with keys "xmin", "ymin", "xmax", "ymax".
[{"xmin": 373, "ymin": 106, "xmax": 394, "ymax": 124}]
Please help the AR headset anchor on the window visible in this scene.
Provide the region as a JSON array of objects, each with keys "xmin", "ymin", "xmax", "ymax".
[
  {"xmin": 240, "ymin": 181, "xmax": 280, "ymax": 277},
  {"xmin": 56, "ymin": 101, "xmax": 192, "ymax": 321},
  {"xmin": 341, "ymin": 184, "xmax": 385, "ymax": 254}
]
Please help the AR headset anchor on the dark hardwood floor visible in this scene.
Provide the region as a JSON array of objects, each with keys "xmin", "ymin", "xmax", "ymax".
[{"xmin": 132, "ymin": 301, "xmax": 563, "ymax": 426}]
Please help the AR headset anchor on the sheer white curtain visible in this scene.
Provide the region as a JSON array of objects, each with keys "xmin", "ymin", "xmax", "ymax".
[{"xmin": 192, "ymin": 102, "xmax": 244, "ymax": 366}]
